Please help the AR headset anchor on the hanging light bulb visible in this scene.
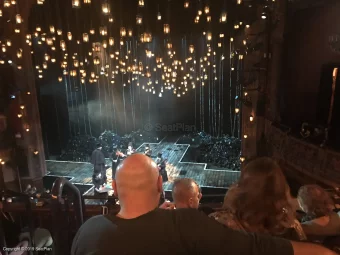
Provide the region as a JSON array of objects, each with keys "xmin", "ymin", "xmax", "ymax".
[
  {"xmin": 128, "ymin": 29, "xmax": 133, "ymax": 37},
  {"xmin": 235, "ymin": 108, "xmax": 240, "ymax": 114},
  {"xmin": 17, "ymin": 49, "xmax": 22, "ymax": 58},
  {"xmin": 72, "ymin": 0, "xmax": 80, "ymax": 8},
  {"xmin": 74, "ymin": 59, "xmax": 79, "ymax": 67},
  {"xmin": 243, "ymin": 134, "xmax": 248, "ymax": 139},
  {"xmin": 240, "ymin": 156, "xmax": 245, "ymax": 162},
  {"xmin": 67, "ymin": 32, "xmax": 72, "ymax": 40},
  {"xmin": 49, "ymin": 26, "xmax": 55, "ymax": 34},
  {"xmin": 109, "ymin": 37, "xmax": 114, "ymax": 46},
  {"xmin": 2, "ymin": 45, "xmax": 6, "ymax": 53},
  {"xmin": 138, "ymin": 0, "xmax": 144, "ymax": 7},
  {"xmin": 15, "ymin": 14, "xmax": 22, "ymax": 24},
  {"xmin": 120, "ymin": 27, "xmax": 126, "ymax": 37},
  {"xmin": 11, "ymin": 0, "xmax": 16, "ymax": 4},
  {"xmin": 109, "ymin": 16, "xmax": 114, "ymax": 22},
  {"xmin": 43, "ymin": 62, "xmax": 48, "ymax": 69},
  {"xmin": 93, "ymin": 56, "xmax": 100, "ymax": 65},
  {"xmin": 204, "ymin": 6, "xmax": 209, "ymax": 14},
  {"xmin": 206, "ymin": 32, "xmax": 212, "ymax": 41},
  {"xmin": 0, "ymin": 9, "xmax": 2, "ymax": 17},
  {"xmin": 220, "ymin": 12, "xmax": 227, "ymax": 23},
  {"xmin": 83, "ymin": 33, "xmax": 89, "ymax": 42},
  {"xmin": 102, "ymin": 3, "xmax": 110, "ymax": 14},
  {"xmin": 250, "ymin": 115, "xmax": 254, "ymax": 122},
  {"xmin": 100, "ymin": 26, "xmax": 107, "ymax": 36},
  {"xmin": 44, "ymin": 54, "xmax": 50, "ymax": 61},
  {"xmin": 57, "ymin": 29, "xmax": 62, "ymax": 35},
  {"xmin": 189, "ymin": 45, "xmax": 194, "ymax": 53},
  {"xmin": 37, "ymin": 0, "xmax": 44, "ymax": 4},
  {"xmin": 207, "ymin": 16, "xmax": 211, "ymax": 22},
  {"xmin": 102, "ymin": 40, "xmax": 107, "ymax": 48},
  {"xmin": 36, "ymin": 26, "xmax": 41, "ymax": 32},
  {"xmin": 136, "ymin": 15, "xmax": 142, "ymax": 25},
  {"xmin": 6, "ymin": 40, "xmax": 11, "ymax": 47},
  {"xmin": 84, "ymin": 0, "xmax": 91, "ymax": 3},
  {"xmin": 237, "ymin": 0, "xmax": 242, "ymax": 4},
  {"xmin": 60, "ymin": 40, "xmax": 66, "ymax": 51},
  {"xmin": 157, "ymin": 12, "xmax": 161, "ymax": 20},
  {"xmin": 184, "ymin": 1, "xmax": 189, "ymax": 8},
  {"xmin": 15, "ymin": 28, "xmax": 20, "ymax": 33},
  {"xmin": 4, "ymin": 0, "xmax": 11, "ymax": 7},
  {"xmin": 164, "ymin": 24, "xmax": 170, "ymax": 34},
  {"xmin": 144, "ymin": 33, "xmax": 152, "ymax": 42},
  {"xmin": 69, "ymin": 70, "xmax": 76, "ymax": 76}
]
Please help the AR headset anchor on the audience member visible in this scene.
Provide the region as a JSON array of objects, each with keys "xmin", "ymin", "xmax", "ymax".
[
  {"xmin": 210, "ymin": 157, "xmax": 306, "ymax": 241},
  {"xmin": 172, "ymin": 177, "xmax": 214, "ymax": 215},
  {"xmin": 71, "ymin": 154, "xmax": 336, "ymax": 255},
  {"xmin": 298, "ymin": 184, "xmax": 340, "ymax": 241},
  {"xmin": 172, "ymin": 178, "xmax": 202, "ymax": 209}
]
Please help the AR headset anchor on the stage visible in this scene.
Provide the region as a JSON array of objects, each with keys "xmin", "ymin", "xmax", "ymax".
[{"xmin": 44, "ymin": 135, "xmax": 241, "ymax": 198}]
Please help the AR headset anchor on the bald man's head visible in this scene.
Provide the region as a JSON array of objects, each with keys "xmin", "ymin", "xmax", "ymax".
[
  {"xmin": 112, "ymin": 154, "xmax": 163, "ymax": 213},
  {"xmin": 172, "ymin": 178, "xmax": 202, "ymax": 209}
]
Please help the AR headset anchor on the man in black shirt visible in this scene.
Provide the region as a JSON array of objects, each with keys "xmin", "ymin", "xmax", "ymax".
[
  {"xmin": 91, "ymin": 143, "xmax": 107, "ymax": 190},
  {"xmin": 72, "ymin": 154, "xmax": 336, "ymax": 255}
]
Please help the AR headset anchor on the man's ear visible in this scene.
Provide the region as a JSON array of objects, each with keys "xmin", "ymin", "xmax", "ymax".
[
  {"xmin": 157, "ymin": 175, "xmax": 163, "ymax": 193},
  {"xmin": 112, "ymin": 180, "xmax": 118, "ymax": 197}
]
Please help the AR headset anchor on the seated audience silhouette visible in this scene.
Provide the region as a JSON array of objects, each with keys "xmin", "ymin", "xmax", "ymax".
[
  {"xmin": 298, "ymin": 184, "xmax": 340, "ymax": 242},
  {"xmin": 210, "ymin": 157, "xmax": 307, "ymax": 241},
  {"xmin": 71, "ymin": 154, "xmax": 336, "ymax": 255}
]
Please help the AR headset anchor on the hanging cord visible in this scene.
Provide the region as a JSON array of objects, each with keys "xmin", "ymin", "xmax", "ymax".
[
  {"xmin": 83, "ymin": 80, "xmax": 93, "ymax": 137},
  {"xmin": 213, "ymin": 50, "xmax": 217, "ymax": 137},
  {"xmin": 229, "ymin": 39, "xmax": 233, "ymax": 136},
  {"xmin": 52, "ymin": 83, "xmax": 63, "ymax": 152},
  {"xmin": 64, "ymin": 74, "xmax": 74, "ymax": 136},
  {"xmin": 122, "ymin": 75, "xmax": 127, "ymax": 132}
]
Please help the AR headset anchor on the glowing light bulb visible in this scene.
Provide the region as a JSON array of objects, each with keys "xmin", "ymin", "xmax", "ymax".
[
  {"xmin": 102, "ymin": 3, "xmax": 110, "ymax": 14},
  {"xmin": 15, "ymin": 14, "xmax": 22, "ymax": 24}
]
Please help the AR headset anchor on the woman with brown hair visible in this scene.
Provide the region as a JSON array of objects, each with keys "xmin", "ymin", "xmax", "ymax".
[
  {"xmin": 298, "ymin": 185, "xmax": 340, "ymax": 242},
  {"xmin": 210, "ymin": 157, "xmax": 306, "ymax": 241}
]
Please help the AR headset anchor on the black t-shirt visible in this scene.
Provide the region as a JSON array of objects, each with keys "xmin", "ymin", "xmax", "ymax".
[{"xmin": 71, "ymin": 208, "xmax": 293, "ymax": 255}]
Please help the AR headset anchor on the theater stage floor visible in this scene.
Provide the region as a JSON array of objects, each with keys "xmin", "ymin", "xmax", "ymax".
[{"xmin": 45, "ymin": 135, "xmax": 240, "ymax": 196}]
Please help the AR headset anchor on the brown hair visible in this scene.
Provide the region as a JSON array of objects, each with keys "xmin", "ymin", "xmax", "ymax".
[
  {"xmin": 224, "ymin": 157, "xmax": 295, "ymax": 235},
  {"xmin": 298, "ymin": 184, "xmax": 334, "ymax": 218}
]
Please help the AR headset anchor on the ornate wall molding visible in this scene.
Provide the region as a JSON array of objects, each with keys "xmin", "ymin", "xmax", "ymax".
[{"xmin": 267, "ymin": 122, "xmax": 340, "ymax": 188}]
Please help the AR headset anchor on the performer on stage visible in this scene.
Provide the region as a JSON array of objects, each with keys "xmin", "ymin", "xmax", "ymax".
[
  {"xmin": 156, "ymin": 153, "xmax": 168, "ymax": 183},
  {"xmin": 112, "ymin": 148, "xmax": 126, "ymax": 180},
  {"xmin": 144, "ymin": 144, "xmax": 152, "ymax": 157},
  {"xmin": 126, "ymin": 142, "xmax": 135, "ymax": 156},
  {"xmin": 91, "ymin": 143, "xmax": 107, "ymax": 190}
]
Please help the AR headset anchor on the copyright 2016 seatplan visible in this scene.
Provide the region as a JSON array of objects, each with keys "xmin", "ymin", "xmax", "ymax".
[{"xmin": 3, "ymin": 247, "xmax": 52, "ymax": 252}]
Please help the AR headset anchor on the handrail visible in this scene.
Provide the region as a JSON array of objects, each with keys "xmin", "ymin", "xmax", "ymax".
[{"xmin": 51, "ymin": 177, "xmax": 84, "ymax": 255}]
